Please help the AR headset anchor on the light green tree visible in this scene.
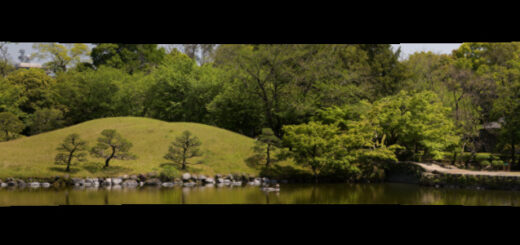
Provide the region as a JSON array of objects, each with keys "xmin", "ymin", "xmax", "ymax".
[
  {"xmin": 32, "ymin": 43, "xmax": 90, "ymax": 73},
  {"xmin": 0, "ymin": 111, "xmax": 24, "ymax": 141}
]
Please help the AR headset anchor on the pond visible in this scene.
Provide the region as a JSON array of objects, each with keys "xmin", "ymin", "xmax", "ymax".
[{"xmin": 1, "ymin": 183, "xmax": 520, "ymax": 206}]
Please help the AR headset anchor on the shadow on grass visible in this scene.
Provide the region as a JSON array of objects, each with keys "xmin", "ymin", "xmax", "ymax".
[
  {"xmin": 159, "ymin": 162, "xmax": 202, "ymax": 173},
  {"xmin": 82, "ymin": 162, "xmax": 132, "ymax": 175},
  {"xmin": 48, "ymin": 167, "xmax": 81, "ymax": 174}
]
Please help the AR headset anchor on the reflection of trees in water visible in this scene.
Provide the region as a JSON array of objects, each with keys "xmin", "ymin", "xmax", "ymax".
[{"xmin": 65, "ymin": 190, "xmax": 70, "ymax": 205}]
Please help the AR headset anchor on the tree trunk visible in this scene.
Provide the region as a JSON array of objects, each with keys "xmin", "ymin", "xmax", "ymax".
[
  {"xmin": 104, "ymin": 146, "xmax": 116, "ymax": 168},
  {"xmin": 104, "ymin": 157, "xmax": 111, "ymax": 168},
  {"xmin": 511, "ymin": 138, "xmax": 515, "ymax": 172},
  {"xmin": 266, "ymin": 144, "xmax": 271, "ymax": 168}
]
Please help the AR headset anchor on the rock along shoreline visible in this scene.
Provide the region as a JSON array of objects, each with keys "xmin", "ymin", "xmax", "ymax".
[{"xmin": 0, "ymin": 172, "xmax": 289, "ymax": 190}]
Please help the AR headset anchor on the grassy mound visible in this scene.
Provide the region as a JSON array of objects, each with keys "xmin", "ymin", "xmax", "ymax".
[{"xmin": 0, "ymin": 117, "xmax": 295, "ymax": 178}]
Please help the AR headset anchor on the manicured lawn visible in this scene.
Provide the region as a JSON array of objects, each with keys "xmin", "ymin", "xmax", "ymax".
[{"xmin": 0, "ymin": 117, "xmax": 296, "ymax": 178}]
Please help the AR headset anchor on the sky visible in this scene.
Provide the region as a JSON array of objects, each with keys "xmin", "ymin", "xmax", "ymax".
[{"xmin": 2, "ymin": 42, "xmax": 462, "ymax": 64}]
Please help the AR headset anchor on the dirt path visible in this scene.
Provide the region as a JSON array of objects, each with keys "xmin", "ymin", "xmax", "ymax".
[{"xmin": 410, "ymin": 162, "xmax": 520, "ymax": 177}]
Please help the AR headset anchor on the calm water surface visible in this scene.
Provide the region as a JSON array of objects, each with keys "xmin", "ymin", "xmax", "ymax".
[{"xmin": 1, "ymin": 183, "xmax": 520, "ymax": 206}]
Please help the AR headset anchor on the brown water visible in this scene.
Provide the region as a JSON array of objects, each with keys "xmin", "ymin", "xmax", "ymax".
[{"xmin": 1, "ymin": 183, "xmax": 520, "ymax": 206}]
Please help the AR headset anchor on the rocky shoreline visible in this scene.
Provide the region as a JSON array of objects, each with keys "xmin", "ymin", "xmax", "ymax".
[{"xmin": 0, "ymin": 173, "xmax": 289, "ymax": 190}]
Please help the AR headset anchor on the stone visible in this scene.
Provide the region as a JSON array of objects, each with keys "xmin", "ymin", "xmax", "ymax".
[
  {"xmin": 137, "ymin": 174, "xmax": 147, "ymax": 181},
  {"xmin": 215, "ymin": 174, "xmax": 222, "ymax": 179},
  {"xmin": 217, "ymin": 178, "xmax": 225, "ymax": 183},
  {"xmin": 112, "ymin": 178, "xmax": 123, "ymax": 185},
  {"xmin": 121, "ymin": 175, "xmax": 129, "ymax": 179},
  {"xmin": 145, "ymin": 178, "xmax": 162, "ymax": 186},
  {"xmin": 29, "ymin": 182, "xmax": 41, "ymax": 188},
  {"xmin": 183, "ymin": 182, "xmax": 196, "ymax": 187},
  {"xmin": 41, "ymin": 182, "xmax": 51, "ymax": 188},
  {"xmin": 198, "ymin": 175, "xmax": 207, "ymax": 181},
  {"xmin": 182, "ymin": 173, "xmax": 191, "ymax": 181},
  {"xmin": 162, "ymin": 182, "xmax": 175, "ymax": 187},
  {"xmin": 146, "ymin": 172, "xmax": 158, "ymax": 178},
  {"xmin": 204, "ymin": 178, "xmax": 215, "ymax": 184},
  {"xmin": 130, "ymin": 175, "xmax": 138, "ymax": 180},
  {"xmin": 223, "ymin": 179, "xmax": 231, "ymax": 185},
  {"xmin": 1, "ymin": 183, "xmax": 7, "ymax": 188},
  {"xmin": 226, "ymin": 174, "xmax": 234, "ymax": 180},
  {"xmin": 232, "ymin": 181, "xmax": 242, "ymax": 186},
  {"xmin": 103, "ymin": 178, "xmax": 112, "ymax": 186},
  {"xmin": 122, "ymin": 179, "xmax": 139, "ymax": 188},
  {"xmin": 84, "ymin": 182, "xmax": 92, "ymax": 187}
]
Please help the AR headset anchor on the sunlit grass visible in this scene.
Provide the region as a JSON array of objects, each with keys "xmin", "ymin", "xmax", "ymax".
[{"xmin": 0, "ymin": 117, "xmax": 295, "ymax": 178}]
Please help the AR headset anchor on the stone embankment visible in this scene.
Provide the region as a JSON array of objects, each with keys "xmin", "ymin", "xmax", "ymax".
[
  {"xmin": 386, "ymin": 161, "xmax": 520, "ymax": 191},
  {"xmin": 0, "ymin": 173, "xmax": 288, "ymax": 190}
]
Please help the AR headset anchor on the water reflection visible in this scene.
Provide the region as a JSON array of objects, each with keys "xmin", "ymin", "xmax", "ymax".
[{"xmin": 1, "ymin": 183, "xmax": 520, "ymax": 206}]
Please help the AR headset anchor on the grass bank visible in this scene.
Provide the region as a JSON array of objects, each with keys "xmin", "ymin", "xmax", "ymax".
[{"xmin": 0, "ymin": 117, "xmax": 297, "ymax": 178}]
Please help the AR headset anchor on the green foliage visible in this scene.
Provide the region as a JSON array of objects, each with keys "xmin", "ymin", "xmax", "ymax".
[
  {"xmin": 27, "ymin": 108, "xmax": 64, "ymax": 135},
  {"xmin": 55, "ymin": 133, "xmax": 88, "ymax": 172},
  {"xmin": 163, "ymin": 130, "xmax": 203, "ymax": 170},
  {"xmin": 491, "ymin": 160, "xmax": 504, "ymax": 170},
  {"xmin": 374, "ymin": 90, "xmax": 460, "ymax": 160},
  {"xmin": 0, "ymin": 111, "xmax": 24, "ymax": 141},
  {"xmin": 251, "ymin": 128, "xmax": 281, "ymax": 168},
  {"xmin": 32, "ymin": 43, "xmax": 90, "ymax": 73},
  {"xmin": 90, "ymin": 129, "xmax": 136, "ymax": 168},
  {"xmin": 159, "ymin": 165, "xmax": 180, "ymax": 180},
  {"xmin": 91, "ymin": 44, "xmax": 166, "ymax": 74},
  {"xmin": 5, "ymin": 69, "xmax": 55, "ymax": 114}
]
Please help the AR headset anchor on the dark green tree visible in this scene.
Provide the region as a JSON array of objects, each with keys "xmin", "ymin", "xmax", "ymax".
[
  {"xmin": 55, "ymin": 133, "xmax": 88, "ymax": 172},
  {"xmin": 91, "ymin": 43, "xmax": 166, "ymax": 74},
  {"xmin": 90, "ymin": 129, "xmax": 136, "ymax": 168},
  {"xmin": 252, "ymin": 128, "xmax": 281, "ymax": 168},
  {"xmin": 164, "ymin": 130, "xmax": 203, "ymax": 170},
  {"xmin": 0, "ymin": 111, "xmax": 24, "ymax": 141}
]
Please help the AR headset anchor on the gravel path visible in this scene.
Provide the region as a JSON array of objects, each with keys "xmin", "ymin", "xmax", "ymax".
[{"xmin": 411, "ymin": 162, "xmax": 520, "ymax": 177}]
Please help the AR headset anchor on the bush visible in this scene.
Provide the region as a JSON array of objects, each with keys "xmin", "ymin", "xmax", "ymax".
[
  {"xmin": 480, "ymin": 160, "xmax": 491, "ymax": 169},
  {"xmin": 159, "ymin": 165, "xmax": 180, "ymax": 181},
  {"xmin": 492, "ymin": 160, "xmax": 504, "ymax": 170},
  {"xmin": 475, "ymin": 153, "xmax": 491, "ymax": 162}
]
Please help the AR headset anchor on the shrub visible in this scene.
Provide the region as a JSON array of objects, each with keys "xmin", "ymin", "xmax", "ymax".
[
  {"xmin": 475, "ymin": 153, "xmax": 491, "ymax": 163},
  {"xmin": 492, "ymin": 160, "xmax": 504, "ymax": 170},
  {"xmin": 480, "ymin": 160, "xmax": 491, "ymax": 169}
]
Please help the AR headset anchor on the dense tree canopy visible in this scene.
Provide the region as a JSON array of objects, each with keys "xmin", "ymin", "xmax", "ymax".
[{"xmin": 4, "ymin": 42, "xmax": 520, "ymax": 171}]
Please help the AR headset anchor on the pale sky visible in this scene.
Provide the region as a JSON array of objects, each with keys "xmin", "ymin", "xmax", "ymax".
[{"xmin": 2, "ymin": 42, "xmax": 462, "ymax": 64}]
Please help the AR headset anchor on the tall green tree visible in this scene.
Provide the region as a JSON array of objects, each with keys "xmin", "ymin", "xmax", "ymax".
[
  {"xmin": 492, "ymin": 66, "xmax": 520, "ymax": 169},
  {"xmin": 5, "ymin": 69, "xmax": 55, "ymax": 115},
  {"xmin": 91, "ymin": 43, "xmax": 166, "ymax": 74},
  {"xmin": 0, "ymin": 111, "xmax": 24, "ymax": 141},
  {"xmin": 32, "ymin": 43, "xmax": 90, "ymax": 73}
]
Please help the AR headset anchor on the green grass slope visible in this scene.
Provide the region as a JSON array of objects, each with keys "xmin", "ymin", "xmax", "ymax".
[{"xmin": 0, "ymin": 117, "xmax": 293, "ymax": 178}]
